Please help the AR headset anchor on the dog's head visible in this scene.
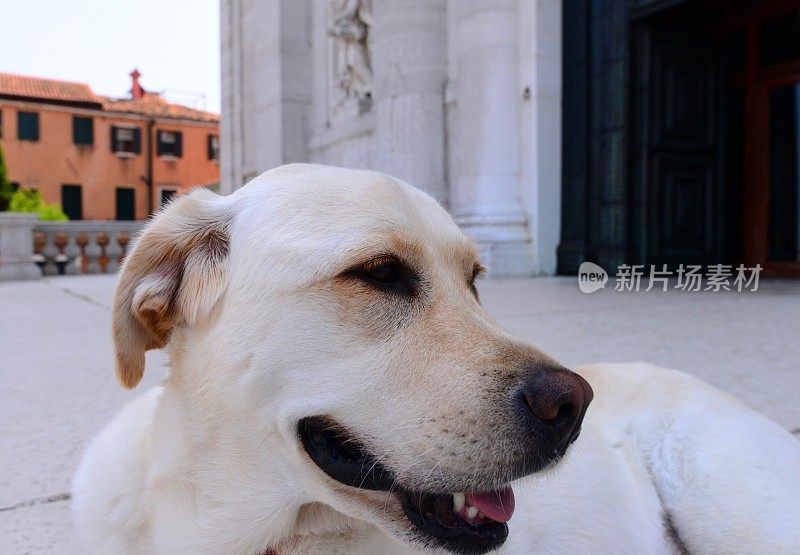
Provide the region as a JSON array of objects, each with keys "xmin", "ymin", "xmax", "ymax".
[{"xmin": 112, "ymin": 164, "xmax": 592, "ymax": 554}]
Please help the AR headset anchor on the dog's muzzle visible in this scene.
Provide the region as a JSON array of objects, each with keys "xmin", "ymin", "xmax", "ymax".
[{"xmin": 297, "ymin": 364, "xmax": 593, "ymax": 554}]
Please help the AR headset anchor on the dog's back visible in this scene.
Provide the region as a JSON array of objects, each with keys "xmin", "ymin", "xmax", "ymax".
[
  {"xmin": 72, "ymin": 387, "xmax": 162, "ymax": 553},
  {"xmin": 577, "ymin": 363, "xmax": 800, "ymax": 554}
]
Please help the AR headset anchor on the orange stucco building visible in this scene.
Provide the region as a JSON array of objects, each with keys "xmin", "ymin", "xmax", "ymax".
[{"xmin": 0, "ymin": 71, "xmax": 219, "ymax": 221}]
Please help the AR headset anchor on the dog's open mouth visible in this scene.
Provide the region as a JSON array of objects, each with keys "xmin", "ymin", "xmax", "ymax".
[{"xmin": 299, "ymin": 416, "xmax": 513, "ymax": 554}]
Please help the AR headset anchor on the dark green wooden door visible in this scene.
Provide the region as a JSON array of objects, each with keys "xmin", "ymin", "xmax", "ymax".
[
  {"xmin": 631, "ymin": 25, "xmax": 725, "ymax": 267},
  {"xmin": 115, "ymin": 188, "xmax": 135, "ymax": 221},
  {"xmin": 61, "ymin": 184, "xmax": 82, "ymax": 221}
]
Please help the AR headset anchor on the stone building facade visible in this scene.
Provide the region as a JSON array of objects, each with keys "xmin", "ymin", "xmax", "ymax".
[
  {"xmin": 220, "ymin": 0, "xmax": 562, "ymax": 277},
  {"xmin": 1, "ymin": 71, "xmax": 220, "ymax": 221}
]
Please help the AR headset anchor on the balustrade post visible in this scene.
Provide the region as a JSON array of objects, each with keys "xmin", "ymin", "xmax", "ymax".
[
  {"xmin": 54, "ymin": 232, "xmax": 70, "ymax": 275},
  {"xmin": 75, "ymin": 233, "xmax": 89, "ymax": 275},
  {"xmin": 32, "ymin": 232, "xmax": 46, "ymax": 275},
  {"xmin": 96, "ymin": 232, "xmax": 109, "ymax": 273},
  {"xmin": 116, "ymin": 232, "xmax": 130, "ymax": 265}
]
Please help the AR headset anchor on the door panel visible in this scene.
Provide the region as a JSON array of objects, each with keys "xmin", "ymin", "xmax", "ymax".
[
  {"xmin": 650, "ymin": 155, "xmax": 714, "ymax": 261},
  {"xmin": 767, "ymin": 81, "xmax": 800, "ymax": 263},
  {"xmin": 656, "ymin": 55, "xmax": 715, "ymax": 149},
  {"xmin": 115, "ymin": 188, "xmax": 135, "ymax": 221},
  {"xmin": 633, "ymin": 26, "xmax": 724, "ymax": 267}
]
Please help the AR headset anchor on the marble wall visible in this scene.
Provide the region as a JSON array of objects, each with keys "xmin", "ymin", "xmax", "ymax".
[{"xmin": 220, "ymin": 0, "xmax": 562, "ymax": 276}]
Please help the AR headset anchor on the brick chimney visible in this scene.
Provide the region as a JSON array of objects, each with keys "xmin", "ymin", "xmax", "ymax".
[{"xmin": 130, "ymin": 68, "xmax": 145, "ymax": 99}]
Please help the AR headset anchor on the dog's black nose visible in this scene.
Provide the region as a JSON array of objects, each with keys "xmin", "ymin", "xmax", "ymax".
[{"xmin": 518, "ymin": 366, "xmax": 593, "ymax": 445}]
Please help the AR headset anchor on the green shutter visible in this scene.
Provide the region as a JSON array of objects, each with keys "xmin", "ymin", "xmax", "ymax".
[
  {"xmin": 73, "ymin": 117, "xmax": 93, "ymax": 146},
  {"xmin": 156, "ymin": 130, "xmax": 166, "ymax": 156},
  {"xmin": 17, "ymin": 112, "xmax": 39, "ymax": 141},
  {"xmin": 132, "ymin": 128, "xmax": 141, "ymax": 153}
]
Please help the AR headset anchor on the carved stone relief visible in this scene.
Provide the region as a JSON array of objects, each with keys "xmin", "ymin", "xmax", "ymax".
[{"xmin": 328, "ymin": 0, "xmax": 373, "ymax": 119}]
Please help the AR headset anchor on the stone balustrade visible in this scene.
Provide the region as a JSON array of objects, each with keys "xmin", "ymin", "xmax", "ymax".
[
  {"xmin": 31, "ymin": 221, "xmax": 145, "ymax": 276},
  {"xmin": 0, "ymin": 213, "xmax": 41, "ymax": 280}
]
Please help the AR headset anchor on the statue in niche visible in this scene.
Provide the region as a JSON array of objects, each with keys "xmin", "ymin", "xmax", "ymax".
[{"xmin": 329, "ymin": 0, "xmax": 373, "ymax": 118}]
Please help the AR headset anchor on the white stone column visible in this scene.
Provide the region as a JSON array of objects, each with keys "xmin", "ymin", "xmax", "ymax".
[
  {"xmin": 371, "ymin": 0, "xmax": 448, "ymax": 204},
  {"xmin": 452, "ymin": 0, "xmax": 533, "ymax": 276},
  {"xmin": 219, "ymin": 0, "xmax": 243, "ymax": 194},
  {"xmin": 519, "ymin": 0, "xmax": 562, "ymax": 275},
  {"xmin": 220, "ymin": 0, "xmax": 311, "ymax": 193}
]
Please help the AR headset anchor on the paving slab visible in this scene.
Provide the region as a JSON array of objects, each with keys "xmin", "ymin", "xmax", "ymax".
[
  {"xmin": 0, "ymin": 501, "xmax": 78, "ymax": 554},
  {"xmin": 1, "ymin": 274, "xmax": 798, "ymax": 553},
  {"xmin": 1, "ymin": 276, "xmax": 165, "ymax": 554},
  {"xmin": 480, "ymin": 277, "xmax": 800, "ymax": 430}
]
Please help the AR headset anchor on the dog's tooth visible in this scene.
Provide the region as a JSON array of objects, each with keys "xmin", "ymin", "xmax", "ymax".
[
  {"xmin": 466, "ymin": 506, "xmax": 479, "ymax": 520},
  {"xmin": 453, "ymin": 492, "xmax": 465, "ymax": 513}
]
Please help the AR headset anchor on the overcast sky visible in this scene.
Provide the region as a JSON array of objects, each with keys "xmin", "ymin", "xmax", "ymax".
[{"xmin": 3, "ymin": 0, "xmax": 221, "ymax": 113}]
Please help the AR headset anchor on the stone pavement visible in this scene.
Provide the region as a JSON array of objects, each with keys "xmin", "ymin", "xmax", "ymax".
[{"xmin": 2, "ymin": 275, "xmax": 799, "ymax": 553}]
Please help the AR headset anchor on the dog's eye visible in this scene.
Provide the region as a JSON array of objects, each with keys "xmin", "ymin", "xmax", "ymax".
[{"xmin": 347, "ymin": 257, "xmax": 418, "ymax": 296}]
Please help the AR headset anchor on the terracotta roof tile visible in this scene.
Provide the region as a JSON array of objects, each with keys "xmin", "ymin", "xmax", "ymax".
[
  {"xmin": 0, "ymin": 72, "xmax": 218, "ymax": 123},
  {"xmin": 102, "ymin": 94, "xmax": 219, "ymax": 123},
  {"xmin": 0, "ymin": 72, "xmax": 101, "ymax": 105}
]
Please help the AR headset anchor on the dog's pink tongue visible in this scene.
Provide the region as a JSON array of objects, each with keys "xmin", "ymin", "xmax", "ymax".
[{"xmin": 466, "ymin": 487, "xmax": 515, "ymax": 523}]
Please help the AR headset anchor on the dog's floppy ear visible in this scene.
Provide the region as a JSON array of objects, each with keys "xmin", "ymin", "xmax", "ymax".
[{"xmin": 112, "ymin": 189, "xmax": 233, "ymax": 389}]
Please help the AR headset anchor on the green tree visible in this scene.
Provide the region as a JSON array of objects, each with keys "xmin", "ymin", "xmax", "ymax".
[
  {"xmin": 0, "ymin": 144, "xmax": 13, "ymax": 211},
  {"xmin": 8, "ymin": 189, "xmax": 68, "ymax": 221}
]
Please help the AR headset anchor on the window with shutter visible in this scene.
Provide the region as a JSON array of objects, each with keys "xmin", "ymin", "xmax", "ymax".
[
  {"xmin": 17, "ymin": 112, "xmax": 39, "ymax": 141},
  {"xmin": 208, "ymin": 134, "xmax": 220, "ymax": 161},
  {"xmin": 158, "ymin": 186, "xmax": 178, "ymax": 207},
  {"xmin": 157, "ymin": 130, "xmax": 183, "ymax": 158},
  {"xmin": 73, "ymin": 117, "xmax": 93, "ymax": 146},
  {"xmin": 111, "ymin": 126, "xmax": 141, "ymax": 155}
]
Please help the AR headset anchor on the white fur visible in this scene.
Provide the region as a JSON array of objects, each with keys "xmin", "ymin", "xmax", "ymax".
[{"xmin": 73, "ymin": 164, "xmax": 800, "ymax": 554}]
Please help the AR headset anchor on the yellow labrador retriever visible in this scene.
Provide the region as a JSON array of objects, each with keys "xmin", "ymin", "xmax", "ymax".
[{"xmin": 72, "ymin": 164, "xmax": 800, "ymax": 554}]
